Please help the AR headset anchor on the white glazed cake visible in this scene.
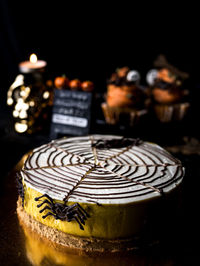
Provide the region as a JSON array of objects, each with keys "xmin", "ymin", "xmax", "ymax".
[{"xmin": 17, "ymin": 135, "xmax": 184, "ymax": 252}]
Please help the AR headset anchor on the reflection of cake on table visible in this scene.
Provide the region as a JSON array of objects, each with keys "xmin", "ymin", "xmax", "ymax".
[
  {"xmin": 17, "ymin": 135, "xmax": 184, "ymax": 252},
  {"xmin": 21, "ymin": 223, "xmax": 103, "ymax": 266},
  {"xmin": 21, "ymin": 217, "xmax": 170, "ymax": 266},
  {"xmin": 102, "ymin": 67, "xmax": 148, "ymax": 126}
]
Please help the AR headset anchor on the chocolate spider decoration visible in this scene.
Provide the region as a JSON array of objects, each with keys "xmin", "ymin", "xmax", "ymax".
[
  {"xmin": 35, "ymin": 194, "xmax": 90, "ymax": 230},
  {"xmin": 92, "ymin": 137, "xmax": 142, "ymax": 149},
  {"xmin": 16, "ymin": 173, "xmax": 25, "ymax": 207}
]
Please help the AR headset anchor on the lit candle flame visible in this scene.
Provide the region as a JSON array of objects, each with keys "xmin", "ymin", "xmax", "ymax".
[{"xmin": 30, "ymin": 54, "xmax": 37, "ymax": 64}]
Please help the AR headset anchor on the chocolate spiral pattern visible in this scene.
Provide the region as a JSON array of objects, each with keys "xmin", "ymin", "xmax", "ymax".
[{"xmin": 21, "ymin": 135, "xmax": 184, "ymax": 204}]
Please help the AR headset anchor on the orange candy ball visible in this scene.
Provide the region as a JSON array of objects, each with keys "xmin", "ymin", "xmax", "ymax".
[
  {"xmin": 81, "ymin": 81, "xmax": 94, "ymax": 92},
  {"xmin": 54, "ymin": 76, "xmax": 69, "ymax": 89}
]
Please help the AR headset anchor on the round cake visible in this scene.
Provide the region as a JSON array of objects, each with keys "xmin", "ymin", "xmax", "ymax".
[{"xmin": 17, "ymin": 135, "xmax": 184, "ymax": 252}]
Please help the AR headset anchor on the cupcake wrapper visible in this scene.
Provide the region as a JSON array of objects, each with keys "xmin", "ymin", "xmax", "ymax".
[
  {"xmin": 101, "ymin": 102, "xmax": 147, "ymax": 126},
  {"xmin": 154, "ymin": 102, "xmax": 190, "ymax": 123}
]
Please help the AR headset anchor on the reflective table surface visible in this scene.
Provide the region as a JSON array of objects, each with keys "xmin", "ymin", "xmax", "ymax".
[{"xmin": 0, "ymin": 150, "xmax": 200, "ymax": 265}]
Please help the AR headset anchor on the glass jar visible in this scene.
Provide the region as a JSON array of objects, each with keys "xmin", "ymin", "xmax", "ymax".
[{"xmin": 7, "ymin": 70, "xmax": 53, "ymax": 134}]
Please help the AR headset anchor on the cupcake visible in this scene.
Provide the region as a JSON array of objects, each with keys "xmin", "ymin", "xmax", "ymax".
[
  {"xmin": 147, "ymin": 56, "xmax": 190, "ymax": 123},
  {"xmin": 101, "ymin": 67, "xmax": 148, "ymax": 126}
]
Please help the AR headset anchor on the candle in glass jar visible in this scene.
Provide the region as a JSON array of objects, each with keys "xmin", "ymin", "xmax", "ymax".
[{"xmin": 19, "ymin": 54, "xmax": 47, "ymax": 73}]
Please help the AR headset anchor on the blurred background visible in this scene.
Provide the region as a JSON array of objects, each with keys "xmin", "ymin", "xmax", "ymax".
[
  {"xmin": 1, "ymin": 1, "xmax": 198, "ymax": 89},
  {"xmin": 0, "ymin": 0, "xmax": 199, "ymax": 173},
  {"xmin": 0, "ymin": 1, "xmax": 200, "ymax": 264}
]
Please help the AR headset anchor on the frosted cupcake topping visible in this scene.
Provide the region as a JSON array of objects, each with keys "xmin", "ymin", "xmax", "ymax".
[{"xmin": 21, "ymin": 135, "xmax": 184, "ymax": 204}]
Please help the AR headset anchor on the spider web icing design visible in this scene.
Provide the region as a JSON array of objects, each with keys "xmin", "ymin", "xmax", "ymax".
[{"xmin": 21, "ymin": 135, "xmax": 184, "ymax": 205}]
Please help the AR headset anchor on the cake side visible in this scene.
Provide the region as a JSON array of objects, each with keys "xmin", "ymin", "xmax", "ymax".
[{"xmin": 17, "ymin": 197, "xmax": 147, "ymax": 253}]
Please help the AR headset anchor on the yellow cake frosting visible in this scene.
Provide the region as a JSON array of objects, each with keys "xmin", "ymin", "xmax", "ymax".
[{"xmin": 23, "ymin": 185, "xmax": 160, "ymax": 239}]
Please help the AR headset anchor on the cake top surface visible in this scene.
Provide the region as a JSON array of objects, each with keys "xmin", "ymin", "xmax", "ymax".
[{"xmin": 21, "ymin": 135, "xmax": 184, "ymax": 204}]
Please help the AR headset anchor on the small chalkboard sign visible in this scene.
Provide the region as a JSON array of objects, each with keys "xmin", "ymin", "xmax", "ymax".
[{"xmin": 50, "ymin": 90, "xmax": 92, "ymax": 139}]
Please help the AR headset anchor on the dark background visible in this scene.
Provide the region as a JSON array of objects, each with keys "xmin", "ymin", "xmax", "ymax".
[
  {"xmin": 0, "ymin": 2, "xmax": 200, "ymax": 264},
  {"xmin": 1, "ymin": 1, "xmax": 199, "ymax": 125},
  {"xmin": 0, "ymin": 0, "xmax": 200, "ymax": 183},
  {"xmin": 0, "ymin": 1, "xmax": 199, "ymax": 90}
]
